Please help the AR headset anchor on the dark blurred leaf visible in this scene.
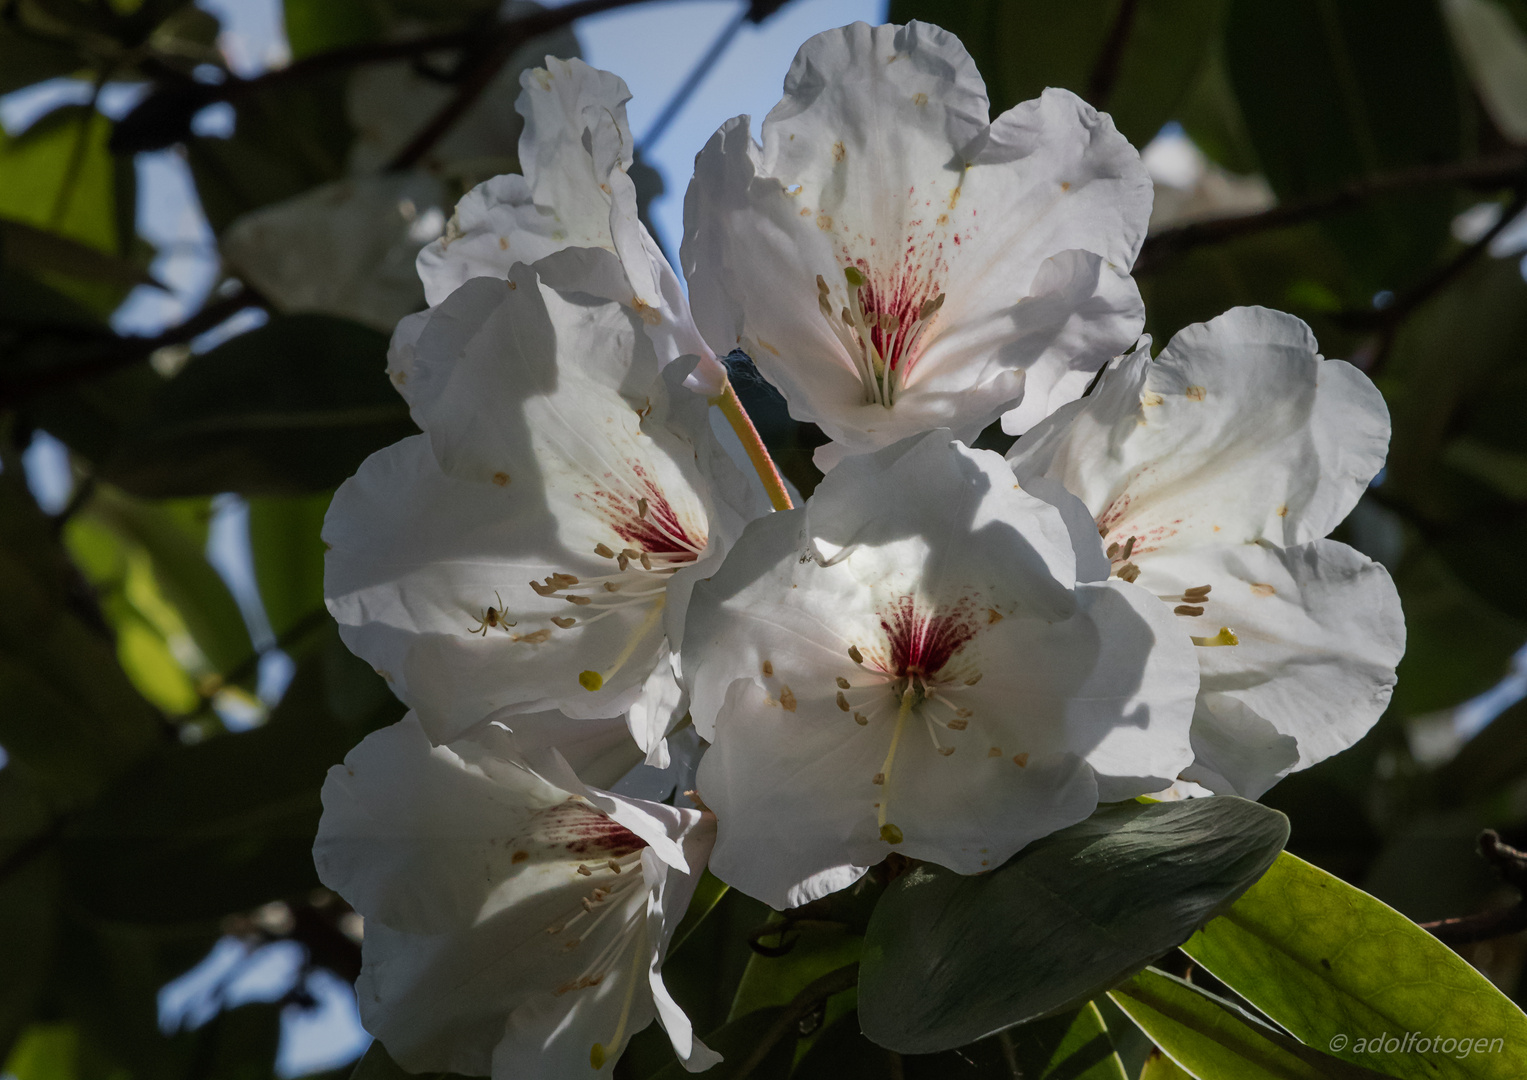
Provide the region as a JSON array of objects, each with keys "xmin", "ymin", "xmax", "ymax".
[
  {"xmin": 60, "ymin": 633, "xmax": 394, "ymax": 924},
  {"xmin": 103, "ymin": 315, "xmax": 416, "ymax": 496},
  {"xmin": 186, "ymin": 79, "xmax": 354, "ymax": 233},
  {"xmin": 1110, "ymin": 968, "xmax": 1394, "ymax": 1080},
  {"xmin": 647, "ymin": 1007, "xmax": 796, "ymax": 1080},
  {"xmin": 729, "ymin": 920, "xmax": 861, "ymax": 1022},
  {"xmin": 858, "ymin": 799, "xmax": 1289, "ymax": 1054},
  {"xmin": 1387, "ymin": 545, "xmax": 1527, "ymax": 718},
  {"xmin": 1, "ymin": 218, "xmax": 152, "ymax": 287},
  {"xmin": 1183, "ymin": 852, "xmax": 1527, "ymax": 1080},
  {"xmin": 349, "ymin": 1040, "xmax": 473, "ymax": 1080},
  {"xmin": 0, "ymin": 106, "xmax": 131, "ymax": 256},
  {"xmin": 1223, "ymin": 0, "xmax": 1468, "ymax": 292},
  {"xmin": 1258, "ymin": 768, "xmax": 1382, "ymax": 885},
  {"xmin": 1433, "ymin": 697, "xmax": 1527, "ymax": 808},
  {"xmin": 0, "ymin": 24, "xmax": 82, "ymax": 95},
  {"xmin": 195, "ymin": 1003, "xmax": 284, "ymax": 1080},
  {"xmin": 668, "ymin": 870, "xmax": 728, "ymax": 957},
  {"xmin": 887, "ymin": 0, "xmax": 1224, "ymax": 148},
  {"xmin": 0, "ymin": 770, "xmax": 59, "ymax": 1064},
  {"xmin": 248, "ymin": 492, "xmax": 331, "ymax": 647}
]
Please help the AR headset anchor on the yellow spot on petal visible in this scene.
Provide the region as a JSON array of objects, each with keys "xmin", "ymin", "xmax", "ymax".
[
  {"xmin": 1251, "ymin": 583, "xmax": 1275, "ymax": 597},
  {"xmin": 912, "ymin": 92, "xmax": 928, "ymax": 106},
  {"xmin": 832, "ymin": 140, "xmax": 846, "ymax": 163},
  {"xmin": 511, "ymin": 850, "xmax": 529, "ymax": 863},
  {"xmin": 987, "ymin": 608, "xmax": 1004, "ymax": 624},
  {"xmin": 579, "ymin": 670, "xmax": 604, "ymax": 691},
  {"xmin": 757, "ymin": 337, "xmax": 780, "ymax": 356},
  {"xmin": 506, "ymin": 279, "xmax": 517, "ymax": 290},
  {"xmin": 1061, "ymin": 181, "xmax": 1072, "ymax": 192},
  {"xmin": 762, "ymin": 659, "xmax": 773, "ymax": 676},
  {"xmin": 1191, "ymin": 627, "xmax": 1240, "ymax": 647},
  {"xmin": 988, "ymin": 747, "xmax": 1001, "ymax": 758},
  {"xmin": 492, "ymin": 472, "xmax": 510, "ymax": 486},
  {"xmin": 498, "ymin": 236, "xmax": 508, "ymax": 250},
  {"xmin": 779, "ymin": 685, "xmax": 797, "ymax": 712},
  {"xmin": 937, "ymin": 213, "xmax": 949, "ymax": 226},
  {"xmin": 817, "ymin": 213, "xmax": 834, "ymax": 231},
  {"xmin": 1277, "ymin": 504, "xmax": 1288, "ymax": 517},
  {"xmin": 1013, "ymin": 753, "xmax": 1029, "ymax": 767},
  {"xmin": 1142, "ymin": 391, "xmax": 1164, "ymax": 406},
  {"xmin": 1185, "ymin": 385, "xmax": 1206, "ymax": 401}
]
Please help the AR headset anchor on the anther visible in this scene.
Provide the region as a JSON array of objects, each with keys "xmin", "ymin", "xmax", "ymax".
[
  {"xmin": 880, "ymin": 823, "xmax": 904, "ymax": 844},
  {"xmin": 637, "ymin": 497, "xmax": 649, "ymax": 518},
  {"xmin": 604, "ymin": 582, "xmax": 620, "ymax": 592},
  {"xmin": 937, "ymin": 746, "xmax": 955, "ymax": 757},
  {"xmin": 1106, "ymin": 542, "xmax": 1121, "ymax": 559},
  {"xmin": 1121, "ymin": 536, "xmax": 1136, "ymax": 560},
  {"xmin": 1174, "ymin": 605, "xmax": 1205, "ymax": 616},
  {"xmin": 530, "ymin": 580, "xmax": 559, "ymax": 596},
  {"xmin": 640, "ymin": 552, "xmax": 652, "ymax": 570},
  {"xmin": 816, "ymin": 274, "xmax": 829, "ymax": 293},
  {"xmin": 854, "ymin": 712, "xmax": 868, "ymax": 726},
  {"xmin": 550, "ymin": 573, "xmax": 579, "ymax": 587},
  {"xmin": 1118, "ymin": 563, "xmax": 1141, "ymax": 583},
  {"xmin": 872, "ymin": 772, "xmax": 885, "ymax": 785},
  {"xmin": 577, "ymin": 865, "xmax": 593, "ymax": 877},
  {"xmin": 762, "ymin": 660, "xmax": 774, "ymax": 676},
  {"xmin": 964, "ymin": 673, "xmax": 982, "ymax": 685},
  {"xmin": 623, "ymin": 549, "xmax": 642, "ymax": 560},
  {"xmin": 617, "ymin": 554, "xmax": 630, "ymax": 571},
  {"xmin": 567, "ymin": 595, "xmax": 592, "ymax": 606},
  {"xmin": 1184, "ymin": 584, "xmax": 1212, "ymax": 597},
  {"xmin": 607, "ymin": 860, "xmax": 622, "ymax": 873},
  {"xmin": 844, "ymin": 265, "xmax": 866, "ymax": 288},
  {"xmin": 595, "ymin": 543, "xmax": 616, "ymax": 558},
  {"xmin": 955, "ymin": 707, "xmax": 972, "ymax": 718},
  {"xmin": 581, "ymin": 897, "xmax": 594, "ymax": 912},
  {"xmin": 848, "ymin": 645, "xmax": 864, "ymax": 664},
  {"xmin": 579, "ymin": 670, "xmax": 604, "ymax": 691},
  {"xmin": 836, "ymin": 676, "xmax": 851, "ymax": 689},
  {"xmin": 987, "ymin": 747, "xmax": 1001, "ymax": 757},
  {"xmin": 947, "ymin": 718, "xmax": 968, "ymax": 731},
  {"xmin": 552, "ymin": 616, "xmax": 577, "ymax": 628},
  {"xmin": 836, "ymin": 691, "xmax": 851, "ymax": 712},
  {"xmin": 918, "ymin": 293, "xmax": 944, "ymax": 319},
  {"xmin": 1192, "ymin": 627, "xmax": 1240, "ymax": 647},
  {"xmin": 1013, "ymin": 753, "xmax": 1029, "ymax": 767}
]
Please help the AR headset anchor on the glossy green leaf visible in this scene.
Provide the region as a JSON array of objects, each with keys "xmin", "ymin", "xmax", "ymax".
[
  {"xmin": 0, "ymin": 107, "xmax": 127, "ymax": 255},
  {"xmin": 1182, "ymin": 852, "xmax": 1527, "ymax": 1079},
  {"xmin": 886, "ymin": 0, "xmax": 1225, "ymax": 147},
  {"xmin": 729, "ymin": 921, "xmax": 862, "ymax": 1022},
  {"xmin": 248, "ymin": 492, "xmax": 331, "ymax": 647},
  {"xmin": 104, "ymin": 315, "xmax": 416, "ymax": 496},
  {"xmin": 858, "ymin": 798, "xmax": 1289, "ymax": 1053},
  {"xmin": 282, "ymin": 0, "xmax": 385, "ymax": 57},
  {"xmin": 1139, "ymin": 1048, "xmax": 1198, "ymax": 1080},
  {"xmin": 1007, "ymin": 1003, "xmax": 1129, "ymax": 1080},
  {"xmin": 1110, "ymin": 968, "xmax": 1395, "ymax": 1080}
]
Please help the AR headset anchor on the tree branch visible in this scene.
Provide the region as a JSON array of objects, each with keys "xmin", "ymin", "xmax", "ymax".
[
  {"xmin": 1086, "ymin": 0, "xmax": 1140, "ymax": 109},
  {"xmin": 1136, "ymin": 151, "xmax": 1527, "ymax": 273},
  {"xmin": 1420, "ymin": 831, "xmax": 1527, "ymax": 945},
  {"xmin": 732, "ymin": 963, "xmax": 859, "ymax": 1080},
  {"xmin": 0, "ymin": 287, "xmax": 263, "ymax": 409}
]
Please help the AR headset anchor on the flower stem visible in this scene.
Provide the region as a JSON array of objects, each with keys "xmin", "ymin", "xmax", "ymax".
[{"xmin": 713, "ymin": 378, "xmax": 794, "ymax": 512}]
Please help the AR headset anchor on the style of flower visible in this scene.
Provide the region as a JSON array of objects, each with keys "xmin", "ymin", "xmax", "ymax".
[
  {"xmin": 415, "ymin": 56, "xmax": 725, "ymax": 393},
  {"xmin": 681, "ymin": 430, "xmax": 1199, "ymax": 908},
  {"xmin": 324, "ymin": 250, "xmax": 759, "ymax": 761},
  {"xmin": 314, "ymin": 715, "xmax": 720, "ymax": 1077},
  {"xmin": 1007, "ymin": 306, "xmax": 1406, "ymax": 798},
  {"xmin": 681, "ymin": 20, "xmax": 1152, "ymax": 469}
]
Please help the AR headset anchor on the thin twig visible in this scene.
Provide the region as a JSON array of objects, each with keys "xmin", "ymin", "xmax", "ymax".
[
  {"xmin": 1086, "ymin": 0, "xmax": 1139, "ymax": 109},
  {"xmin": 1420, "ymin": 831, "xmax": 1527, "ymax": 944},
  {"xmin": 732, "ymin": 962, "xmax": 859, "ymax": 1080},
  {"xmin": 1355, "ymin": 183, "xmax": 1527, "ymax": 376},
  {"xmin": 385, "ymin": 0, "xmax": 679, "ymax": 171},
  {"xmin": 1136, "ymin": 151, "xmax": 1527, "ymax": 273},
  {"xmin": 0, "ymin": 287, "xmax": 263, "ymax": 408}
]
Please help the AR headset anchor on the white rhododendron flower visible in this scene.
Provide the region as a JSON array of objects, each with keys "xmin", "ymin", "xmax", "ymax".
[
  {"xmin": 681, "ymin": 20, "xmax": 1151, "ymax": 469},
  {"xmin": 324, "ymin": 250, "xmax": 759, "ymax": 760},
  {"xmin": 1007, "ymin": 307, "xmax": 1405, "ymax": 798},
  {"xmin": 682, "ymin": 430, "xmax": 1199, "ymax": 908},
  {"xmin": 416, "ymin": 56, "xmax": 724, "ymax": 392},
  {"xmin": 314, "ymin": 716, "xmax": 720, "ymax": 1077}
]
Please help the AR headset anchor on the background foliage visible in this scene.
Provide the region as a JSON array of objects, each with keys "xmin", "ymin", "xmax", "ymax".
[{"xmin": 4, "ymin": 0, "xmax": 1527, "ymax": 1078}]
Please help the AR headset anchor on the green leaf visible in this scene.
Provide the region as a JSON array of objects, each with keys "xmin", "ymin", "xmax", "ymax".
[
  {"xmin": 0, "ymin": 218, "xmax": 151, "ymax": 287},
  {"xmin": 669, "ymin": 870, "xmax": 728, "ymax": 957},
  {"xmin": 886, "ymin": 0, "xmax": 1225, "ymax": 148},
  {"xmin": 858, "ymin": 798, "xmax": 1289, "ymax": 1054},
  {"xmin": 1006, "ymin": 1003, "xmax": 1129, "ymax": 1080},
  {"xmin": 729, "ymin": 921, "xmax": 862, "ymax": 1022},
  {"xmin": 248, "ymin": 492, "xmax": 331, "ymax": 647},
  {"xmin": 1139, "ymin": 1048, "xmax": 1197, "ymax": 1080},
  {"xmin": 282, "ymin": 0, "xmax": 385, "ymax": 57},
  {"xmin": 0, "ymin": 107, "xmax": 127, "ymax": 255},
  {"xmin": 1110, "ymin": 968, "xmax": 1395, "ymax": 1080},
  {"xmin": 0, "ymin": 773, "xmax": 59, "ymax": 1063},
  {"xmin": 1182, "ymin": 852, "xmax": 1527, "ymax": 1080},
  {"xmin": 103, "ymin": 315, "xmax": 417, "ymax": 497},
  {"xmin": 1222, "ymin": 0, "xmax": 1467, "ymax": 291},
  {"xmin": 84, "ymin": 486, "xmax": 253, "ymax": 676}
]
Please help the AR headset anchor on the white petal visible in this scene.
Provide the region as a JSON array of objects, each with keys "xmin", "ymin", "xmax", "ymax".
[
  {"xmin": 324, "ymin": 436, "xmax": 664, "ymax": 737},
  {"xmin": 1136, "ymin": 539, "xmax": 1404, "ymax": 797},
  {"xmin": 482, "ymin": 709, "xmax": 642, "ymax": 791},
  {"xmin": 681, "ymin": 23, "xmax": 1149, "ymax": 457},
  {"xmin": 1009, "ymin": 307, "xmax": 1391, "ymax": 552},
  {"xmin": 413, "ymin": 58, "xmax": 717, "ymax": 379},
  {"xmin": 221, "ymin": 173, "xmax": 445, "ymax": 332}
]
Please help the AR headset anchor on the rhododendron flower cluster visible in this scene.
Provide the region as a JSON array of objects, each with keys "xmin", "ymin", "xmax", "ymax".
[{"xmin": 315, "ymin": 19, "xmax": 1404, "ymax": 1077}]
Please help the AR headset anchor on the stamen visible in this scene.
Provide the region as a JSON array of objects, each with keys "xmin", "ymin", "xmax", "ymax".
[
  {"xmin": 636, "ymin": 497, "xmax": 648, "ymax": 518},
  {"xmin": 836, "ymin": 691, "xmax": 851, "ymax": 712},
  {"xmin": 1120, "ymin": 537, "xmax": 1136, "ymax": 560},
  {"xmin": 876, "ymin": 689, "xmax": 916, "ymax": 843},
  {"xmin": 595, "ymin": 543, "xmax": 616, "ymax": 559},
  {"xmin": 1173, "ymin": 605, "xmax": 1205, "ymax": 616},
  {"xmin": 552, "ymin": 616, "xmax": 577, "ymax": 628},
  {"xmin": 589, "ymin": 939, "xmax": 646, "ymax": 1070},
  {"xmin": 854, "ymin": 712, "xmax": 868, "ymax": 726},
  {"xmin": 848, "ymin": 645, "xmax": 864, "ymax": 664},
  {"xmin": 836, "ymin": 676, "xmax": 851, "ymax": 689},
  {"xmin": 604, "ymin": 582, "xmax": 620, "ymax": 592},
  {"xmin": 1117, "ymin": 563, "xmax": 1141, "ymax": 583}
]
